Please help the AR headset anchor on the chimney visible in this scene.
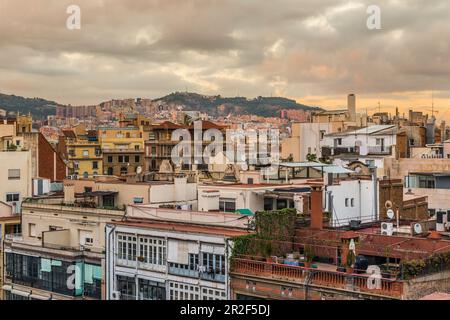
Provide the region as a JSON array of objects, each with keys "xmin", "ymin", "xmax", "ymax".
[
  {"xmin": 310, "ymin": 184, "xmax": 324, "ymax": 230},
  {"xmin": 347, "ymin": 94, "xmax": 356, "ymax": 122}
]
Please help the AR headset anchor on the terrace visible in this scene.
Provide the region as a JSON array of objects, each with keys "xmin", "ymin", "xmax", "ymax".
[{"xmin": 229, "ymin": 209, "xmax": 450, "ymax": 299}]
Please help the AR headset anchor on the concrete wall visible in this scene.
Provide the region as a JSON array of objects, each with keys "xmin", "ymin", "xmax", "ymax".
[
  {"xmin": 326, "ymin": 179, "xmax": 377, "ymax": 227},
  {"xmin": 0, "ymin": 151, "xmax": 32, "ymax": 211}
]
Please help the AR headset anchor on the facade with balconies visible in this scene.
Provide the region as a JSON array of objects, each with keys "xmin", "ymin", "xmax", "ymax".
[
  {"xmin": 2, "ymin": 194, "xmax": 126, "ymax": 300},
  {"xmin": 105, "ymin": 205, "xmax": 252, "ymax": 300}
]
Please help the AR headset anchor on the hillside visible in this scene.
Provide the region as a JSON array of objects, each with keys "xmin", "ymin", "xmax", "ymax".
[
  {"xmin": 153, "ymin": 92, "xmax": 322, "ymax": 117},
  {"xmin": 0, "ymin": 93, "xmax": 57, "ymax": 119}
]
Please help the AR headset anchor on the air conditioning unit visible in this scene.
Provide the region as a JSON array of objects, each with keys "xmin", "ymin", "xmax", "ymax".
[
  {"xmin": 381, "ymin": 222, "xmax": 394, "ymax": 236},
  {"xmin": 111, "ymin": 291, "xmax": 121, "ymax": 300}
]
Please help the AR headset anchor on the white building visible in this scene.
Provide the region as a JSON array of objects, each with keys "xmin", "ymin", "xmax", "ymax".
[
  {"xmin": 105, "ymin": 206, "xmax": 252, "ymax": 300},
  {"xmin": 0, "ymin": 150, "xmax": 32, "ymax": 214}
]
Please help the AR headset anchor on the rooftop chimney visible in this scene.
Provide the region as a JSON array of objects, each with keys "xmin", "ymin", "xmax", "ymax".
[
  {"xmin": 310, "ymin": 184, "xmax": 324, "ymax": 230},
  {"xmin": 347, "ymin": 94, "xmax": 356, "ymax": 122}
]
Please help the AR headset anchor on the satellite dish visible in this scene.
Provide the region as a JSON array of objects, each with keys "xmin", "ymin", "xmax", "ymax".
[
  {"xmin": 386, "ymin": 209, "xmax": 395, "ymax": 220},
  {"xmin": 414, "ymin": 223, "xmax": 423, "ymax": 234},
  {"xmin": 241, "ymin": 163, "xmax": 248, "ymax": 171},
  {"xmin": 385, "ymin": 200, "xmax": 393, "ymax": 209},
  {"xmin": 136, "ymin": 166, "xmax": 142, "ymax": 174}
]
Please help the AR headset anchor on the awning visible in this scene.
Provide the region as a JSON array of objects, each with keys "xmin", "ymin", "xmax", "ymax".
[
  {"xmin": 321, "ymin": 166, "xmax": 354, "ymax": 174},
  {"xmin": 279, "ymin": 162, "xmax": 329, "ymax": 168},
  {"xmin": 30, "ymin": 293, "xmax": 51, "ymax": 300},
  {"xmin": 11, "ymin": 289, "xmax": 31, "ymax": 298},
  {"xmin": 236, "ymin": 209, "xmax": 254, "ymax": 216},
  {"xmin": 2, "ymin": 285, "xmax": 12, "ymax": 291}
]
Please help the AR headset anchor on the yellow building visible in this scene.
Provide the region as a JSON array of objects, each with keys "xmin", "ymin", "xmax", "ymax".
[
  {"xmin": 98, "ymin": 126, "xmax": 145, "ymax": 176},
  {"xmin": 65, "ymin": 130, "xmax": 103, "ymax": 179},
  {"xmin": 0, "ymin": 202, "xmax": 21, "ymax": 300}
]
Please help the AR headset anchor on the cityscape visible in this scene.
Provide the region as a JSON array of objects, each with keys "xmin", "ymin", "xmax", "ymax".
[{"xmin": 1, "ymin": 0, "xmax": 450, "ymax": 306}]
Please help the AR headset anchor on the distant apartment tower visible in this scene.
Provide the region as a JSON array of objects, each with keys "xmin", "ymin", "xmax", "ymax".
[{"xmin": 347, "ymin": 94, "xmax": 356, "ymax": 121}]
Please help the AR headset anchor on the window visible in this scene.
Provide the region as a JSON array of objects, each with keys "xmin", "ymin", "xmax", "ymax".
[
  {"xmin": 117, "ymin": 234, "xmax": 137, "ymax": 262},
  {"xmin": 108, "ymin": 156, "xmax": 113, "ymax": 163},
  {"xmin": 8, "ymin": 169, "xmax": 20, "ymax": 180},
  {"xmin": 117, "ymin": 275, "xmax": 136, "ymax": 300},
  {"xmin": 334, "ymin": 138, "xmax": 342, "ymax": 146},
  {"xmin": 320, "ymin": 130, "xmax": 326, "ymax": 140},
  {"xmin": 135, "ymin": 156, "xmax": 140, "ymax": 163},
  {"xmin": 138, "ymin": 279, "xmax": 166, "ymax": 300},
  {"xmin": 69, "ymin": 149, "xmax": 75, "ymax": 157},
  {"xmin": 247, "ymin": 178, "xmax": 254, "ymax": 184},
  {"xmin": 83, "ymin": 150, "xmax": 89, "ymax": 157},
  {"xmin": 92, "ymin": 161, "xmax": 98, "ymax": 169},
  {"xmin": 83, "ymin": 172, "xmax": 89, "ymax": 179},
  {"xmin": 84, "ymin": 187, "xmax": 93, "ymax": 193},
  {"xmin": 6, "ymin": 193, "xmax": 19, "ymax": 202},
  {"xmin": 264, "ymin": 198, "xmax": 274, "ymax": 211},
  {"xmin": 351, "ymin": 198, "xmax": 355, "ymax": 207},
  {"xmin": 135, "ymin": 145, "xmax": 140, "ymax": 151},
  {"xmin": 79, "ymin": 230, "xmax": 94, "ymax": 247},
  {"xmin": 120, "ymin": 167, "xmax": 128, "ymax": 175},
  {"xmin": 169, "ymin": 282, "xmax": 199, "ymax": 300},
  {"xmin": 29, "ymin": 223, "xmax": 37, "ymax": 237},
  {"xmin": 345, "ymin": 198, "xmax": 349, "ymax": 207},
  {"xmin": 219, "ymin": 198, "xmax": 236, "ymax": 213},
  {"xmin": 49, "ymin": 226, "xmax": 62, "ymax": 231},
  {"xmin": 201, "ymin": 253, "xmax": 225, "ymax": 282},
  {"xmin": 202, "ymin": 288, "xmax": 226, "ymax": 300},
  {"xmin": 107, "ymin": 167, "xmax": 114, "ymax": 175},
  {"xmin": 138, "ymin": 236, "xmax": 166, "ymax": 266}
]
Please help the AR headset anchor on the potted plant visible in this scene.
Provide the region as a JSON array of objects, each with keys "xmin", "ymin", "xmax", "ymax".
[
  {"xmin": 346, "ymin": 250, "xmax": 356, "ymax": 273},
  {"xmin": 303, "ymin": 245, "xmax": 315, "ymax": 268}
]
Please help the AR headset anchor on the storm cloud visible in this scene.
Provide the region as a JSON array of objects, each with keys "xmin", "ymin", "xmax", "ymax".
[{"xmin": 0, "ymin": 0, "xmax": 449, "ymax": 117}]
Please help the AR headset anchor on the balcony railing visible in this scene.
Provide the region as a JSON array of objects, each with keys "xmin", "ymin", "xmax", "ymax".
[
  {"xmin": 367, "ymin": 146, "xmax": 392, "ymax": 155},
  {"xmin": 322, "ymin": 146, "xmax": 392, "ymax": 156},
  {"xmin": 4, "ymin": 233, "xmax": 23, "ymax": 241},
  {"xmin": 231, "ymin": 258, "xmax": 404, "ymax": 298}
]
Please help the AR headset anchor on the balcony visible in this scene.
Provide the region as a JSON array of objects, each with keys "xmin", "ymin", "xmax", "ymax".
[
  {"xmin": 322, "ymin": 146, "xmax": 392, "ymax": 156},
  {"xmin": 367, "ymin": 146, "xmax": 392, "ymax": 155},
  {"xmin": 4, "ymin": 233, "xmax": 23, "ymax": 242},
  {"xmin": 231, "ymin": 257, "xmax": 404, "ymax": 299},
  {"xmin": 168, "ymin": 265, "xmax": 199, "ymax": 278}
]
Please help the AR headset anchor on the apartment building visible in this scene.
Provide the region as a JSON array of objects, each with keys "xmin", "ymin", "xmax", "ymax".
[
  {"xmin": 99, "ymin": 126, "xmax": 145, "ymax": 176},
  {"xmin": 144, "ymin": 121, "xmax": 227, "ymax": 173},
  {"xmin": 2, "ymin": 185, "xmax": 127, "ymax": 300},
  {"xmin": 65, "ymin": 129, "xmax": 103, "ymax": 179},
  {"xmin": 105, "ymin": 206, "xmax": 252, "ymax": 300},
  {"xmin": 63, "ymin": 176, "xmax": 198, "ymax": 210},
  {"xmin": 0, "ymin": 149, "xmax": 32, "ymax": 214},
  {"xmin": 281, "ymin": 122, "xmax": 341, "ymax": 162},
  {"xmin": 0, "ymin": 203, "xmax": 21, "ymax": 299}
]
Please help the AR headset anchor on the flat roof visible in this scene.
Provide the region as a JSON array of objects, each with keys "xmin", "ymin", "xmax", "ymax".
[{"xmin": 111, "ymin": 218, "xmax": 252, "ymax": 237}]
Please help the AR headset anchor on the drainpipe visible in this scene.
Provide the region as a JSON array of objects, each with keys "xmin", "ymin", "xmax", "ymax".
[
  {"xmin": 105, "ymin": 224, "xmax": 116, "ymax": 300},
  {"xmin": 370, "ymin": 167, "xmax": 378, "ymax": 221},
  {"xmin": 358, "ymin": 179, "xmax": 362, "ymax": 221}
]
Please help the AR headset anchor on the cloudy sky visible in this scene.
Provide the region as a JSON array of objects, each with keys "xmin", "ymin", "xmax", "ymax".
[{"xmin": 0, "ymin": 0, "xmax": 449, "ymax": 118}]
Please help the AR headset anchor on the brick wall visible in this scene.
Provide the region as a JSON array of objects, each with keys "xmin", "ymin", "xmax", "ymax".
[{"xmin": 38, "ymin": 133, "xmax": 67, "ymax": 181}]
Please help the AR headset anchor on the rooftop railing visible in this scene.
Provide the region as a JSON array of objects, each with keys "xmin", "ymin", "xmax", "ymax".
[{"xmin": 231, "ymin": 257, "xmax": 404, "ymax": 298}]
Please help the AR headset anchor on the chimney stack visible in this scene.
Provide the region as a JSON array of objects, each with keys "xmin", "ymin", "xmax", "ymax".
[
  {"xmin": 347, "ymin": 94, "xmax": 356, "ymax": 122},
  {"xmin": 310, "ymin": 184, "xmax": 324, "ymax": 230}
]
